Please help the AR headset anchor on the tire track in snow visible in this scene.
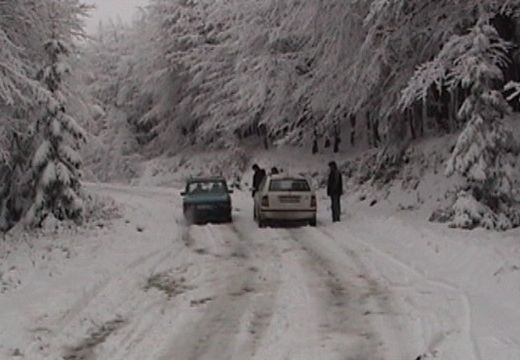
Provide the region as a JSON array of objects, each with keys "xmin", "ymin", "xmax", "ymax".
[
  {"xmin": 157, "ymin": 222, "xmax": 279, "ymax": 360},
  {"xmin": 22, "ymin": 185, "xmax": 185, "ymax": 359},
  {"xmin": 58, "ymin": 205, "xmax": 246, "ymax": 359},
  {"xmin": 316, "ymin": 225, "xmax": 481, "ymax": 360},
  {"xmin": 229, "ymin": 222, "xmax": 284, "ymax": 359},
  {"xmin": 54, "ymin": 246, "xmax": 167, "ymax": 331},
  {"xmin": 244, "ymin": 227, "xmax": 335, "ymax": 360},
  {"xmin": 226, "ymin": 210, "xmax": 389, "ymax": 359},
  {"xmin": 27, "ymin": 245, "xmax": 188, "ymax": 360},
  {"xmin": 77, "ymin": 222, "xmax": 207, "ymax": 359},
  {"xmin": 284, "ymin": 227, "xmax": 388, "ymax": 360}
]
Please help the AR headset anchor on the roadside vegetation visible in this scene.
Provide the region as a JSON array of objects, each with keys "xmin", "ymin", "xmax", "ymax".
[{"xmin": 2, "ymin": 0, "xmax": 520, "ymax": 230}]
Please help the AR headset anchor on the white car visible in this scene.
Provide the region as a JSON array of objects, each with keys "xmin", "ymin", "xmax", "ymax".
[{"xmin": 254, "ymin": 175, "xmax": 317, "ymax": 227}]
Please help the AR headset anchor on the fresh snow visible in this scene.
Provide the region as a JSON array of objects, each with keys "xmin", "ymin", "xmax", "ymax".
[{"xmin": 0, "ymin": 182, "xmax": 519, "ymax": 359}]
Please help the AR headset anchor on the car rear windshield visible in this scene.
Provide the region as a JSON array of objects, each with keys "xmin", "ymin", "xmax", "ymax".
[
  {"xmin": 269, "ymin": 179, "xmax": 310, "ymax": 192},
  {"xmin": 187, "ymin": 181, "xmax": 227, "ymax": 194}
]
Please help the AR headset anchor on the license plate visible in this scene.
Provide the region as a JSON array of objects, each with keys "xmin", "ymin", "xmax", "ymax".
[
  {"xmin": 197, "ymin": 204, "xmax": 214, "ymax": 210},
  {"xmin": 279, "ymin": 196, "xmax": 300, "ymax": 203}
]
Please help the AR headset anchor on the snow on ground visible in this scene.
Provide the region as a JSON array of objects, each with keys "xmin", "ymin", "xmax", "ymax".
[
  {"xmin": 0, "ymin": 182, "xmax": 519, "ymax": 359},
  {"xmin": 337, "ymin": 203, "xmax": 520, "ymax": 359}
]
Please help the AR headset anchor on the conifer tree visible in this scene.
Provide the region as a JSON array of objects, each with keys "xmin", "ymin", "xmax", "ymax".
[
  {"xmin": 401, "ymin": 20, "xmax": 519, "ymax": 230},
  {"xmin": 26, "ymin": 3, "xmax": 88, "ymax": 225}
]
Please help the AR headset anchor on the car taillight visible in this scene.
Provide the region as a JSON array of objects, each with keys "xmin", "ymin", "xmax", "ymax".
[
  {"xmin": 311, "ymin": 195, "xmax": 317, "ymax": 208},
  {"xmin": 261, "ymin": 195, "xmax": 269, "ymax": 207}
]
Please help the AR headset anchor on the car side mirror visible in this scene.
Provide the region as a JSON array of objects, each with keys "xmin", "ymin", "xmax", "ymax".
[
  {"xmin": 180, "ymin": 191, "xmax": 186, "ymax": 196},
  {"xmin": 228, "ymin": 189, "xmax": 234, "ymax": 194}
]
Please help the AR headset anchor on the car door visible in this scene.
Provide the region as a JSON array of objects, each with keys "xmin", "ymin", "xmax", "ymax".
[{"xmin": 254, "ymin": 176, "xmax": 268, "ymax": 217}]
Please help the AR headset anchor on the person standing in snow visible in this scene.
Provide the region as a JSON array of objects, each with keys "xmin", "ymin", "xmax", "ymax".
[
  {"xmin": 327, "ymin": 161, "xmax": 343, "ymax": 222},
  {"xmin": 251, "ymin": 164, "xmax": 266, "ymax": 197}
]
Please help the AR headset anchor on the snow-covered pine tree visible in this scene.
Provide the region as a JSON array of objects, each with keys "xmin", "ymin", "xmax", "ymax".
[
  {"xmin": 0, "ymin": 10, "xmax": 29, "ymax": 230},
  {"xmin": 447, "ymin": 23, "xmax": 519, "ymax": 230},
  {"xmin": 26, "ymin": 2, "xmax": 88, "ymax": 226},
  {"xmin": 401, "ymin": 20, "xmax": 519, "ymax": 230},
  {"xmin": 0, "ymin": 0, "xmax": 53, "ymax": 231}
]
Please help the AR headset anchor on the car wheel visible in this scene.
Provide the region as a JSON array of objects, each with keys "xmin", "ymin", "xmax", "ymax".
[
  {"xmin": 309, "ymin": 217, "xmax": 317, "ymax": 227},
  {"xmin": 184, "ymin": 207, "xmax": 196, "ymax": 225},
  {"xmin": 258, "ymin": 214, "xmax": 267, "ymax": 228},
  {"xmin": 253, "ymin": 206, "xmax": 257, "ymax": 220}
]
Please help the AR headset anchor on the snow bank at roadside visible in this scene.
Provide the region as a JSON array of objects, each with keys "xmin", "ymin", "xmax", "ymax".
[
  {"xmin": 337, "ymin": 202, "xmax": 520, "ymax": 359},
  {"xmin": 0, "ymin": 193, "xmax": 121, "ymax": 296}
]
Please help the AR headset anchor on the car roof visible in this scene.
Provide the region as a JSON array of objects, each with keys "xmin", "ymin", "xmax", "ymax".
[
  {"xmin": 268, "ymin": 175, "xmax": 308, "ymax": 181},
  {"xmin": 268, "ymin": 173, "xmax": 304, "ymax": 179}
]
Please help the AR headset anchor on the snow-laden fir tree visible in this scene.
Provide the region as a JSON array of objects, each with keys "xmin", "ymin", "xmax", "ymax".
[
  {"xmin": 401, "ymin": 20, "xmax": 519, "ymax": 230},
  {"xmin": 0, "ymin": 0, "xmax": 52, "ymax": 230},
  {"xmin": 26, "ymin": 26, "xmax": 87, "ymax": 225}
]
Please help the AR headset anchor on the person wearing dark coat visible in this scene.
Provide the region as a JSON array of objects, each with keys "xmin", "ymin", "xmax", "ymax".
[
  {"xmin": 327, "ymin": 161, "xmax": 343, "ymax": 222},
  {"xmin": 251, "ymin": 164, "xmax": 266, "ymax": 196}
]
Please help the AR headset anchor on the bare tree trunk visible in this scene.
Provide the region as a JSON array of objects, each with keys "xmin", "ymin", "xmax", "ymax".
[
  {"xmin": 408, "ymin": 108, "xmax": 416, "ymax": 139},
  {"xmin": 373, "ymin": 117, "xmax": 381, "ymax": 148},
  {"xmin": 421, "ymin": 96, "xmax": 427, "ymax": 137},
  {"xmin": 312, "ymin": 127, "xmax": 318, "ymax": 154},
  {"xmin": 367, "ymin": 111, "xmax": 372, "ymax": 147},
  {"xmin": 456, "ymin": 87, "xmax": 466, "ymax": 130},
  {"xmin": 448, "ymin": 90, "xmax": 455, "ymax": 133},
  {"xmin": 420, "ymin": 108, "xmax": 425, "ymax": 137},
  {"xmin": 349, "ymin": 114, "xmax": 356, "ymax": 146},
  {"xmin": 434, "ymin": 88, "xmax": 447, "ymax": 133},
  {"xmin": 333, "ymin": 122, "xmax": 340, "ymax": 153},
  {"xmin": 258, "ymin": 124, "xmax": 269, "ymax": 150}
]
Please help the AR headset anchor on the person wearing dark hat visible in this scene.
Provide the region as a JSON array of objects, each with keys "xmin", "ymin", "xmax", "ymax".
[
  {"xmin": 327, "ymin": 161, "xmax": 343, "ymax": 222},
  {"xmin": 251, "ymin": 164, "xmax": 266, "ymax": 197}
]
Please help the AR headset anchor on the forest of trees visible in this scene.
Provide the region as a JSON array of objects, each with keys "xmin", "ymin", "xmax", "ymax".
[
  {"xmin": 82, "ymin": 1, "xmax": 520, "ymax": 148},
  {"xmin": 0, "ymin": 0, "xmax": 90, "ymax": 230},
  {"xmin": 2, "ymin": 0, "xmax": 520, "ymax": 230}
]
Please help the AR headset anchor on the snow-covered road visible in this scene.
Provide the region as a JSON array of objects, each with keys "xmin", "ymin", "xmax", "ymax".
[{"xmin": 0, "ymin": 184, "xmax": 519, "ymax": 359}]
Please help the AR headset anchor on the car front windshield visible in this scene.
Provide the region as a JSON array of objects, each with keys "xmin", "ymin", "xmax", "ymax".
[
  {"xmin": 269, "ymin": 179, "xmax": 310, "ymax": 192},
  {"xmin": 187, "ymin": 181, "xmax": 227, "ymax": 194}
]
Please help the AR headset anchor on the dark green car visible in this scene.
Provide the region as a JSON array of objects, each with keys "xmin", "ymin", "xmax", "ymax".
[{"xmin": 181, "ymin": 177, "xmax": 233, "ymax": 224}]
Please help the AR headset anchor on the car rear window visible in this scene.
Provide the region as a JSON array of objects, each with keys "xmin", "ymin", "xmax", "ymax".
[
  {"xmin": 269, "ymin": 179, "xmax": 310, "ymax": 192},
  {"xmin": 187, "ymin": 181, "xmax": 227, "ymax": 194}
]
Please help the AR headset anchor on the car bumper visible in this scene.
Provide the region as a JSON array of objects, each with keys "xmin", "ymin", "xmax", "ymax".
[
  {"xmin": 184, "ymin": 205, "xmax": 231, "ymax": 222},
  {"xmin": 260, "ymin": 209, "xmax": 316, "ymax": 221}
]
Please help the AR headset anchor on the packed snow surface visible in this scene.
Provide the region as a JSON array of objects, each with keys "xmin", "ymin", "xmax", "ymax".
[{"xmin": 0, "ymin": 183, "xmax": 519, "ymax": 359}]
